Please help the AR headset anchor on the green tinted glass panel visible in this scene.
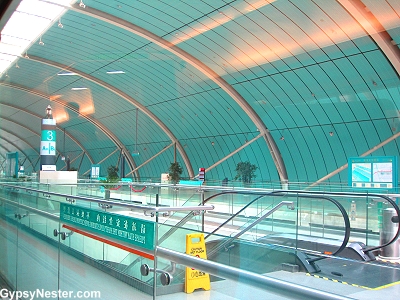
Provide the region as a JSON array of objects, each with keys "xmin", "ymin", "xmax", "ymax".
[{"xmin": 60, "ymin": 203, "xmax": 155, "ymax": 250}]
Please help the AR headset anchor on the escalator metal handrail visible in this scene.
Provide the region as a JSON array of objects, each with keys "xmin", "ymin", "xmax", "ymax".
[
  {"xmin": 158, "ymin": 211, "xmax": 195, "ymax": 245},
  {"xmin": 282, "ymin": 190, "xmax": 400, "ymax": 253},
  {"xmin": 355, "ymin": 194, "xmax": 399, "ymax": 253},
  {"xmin": 160, "ymin": 191, "xmax": 281, "ymax": 246},
  {"xmin": 158, "ymin": 190, "xmax": 208, "ymax": 245},
  {"xmin": 207, "ymin": 200, "xmax": 294, "ymax": 258},
  {"xmin": 202, "ymin": 190, "xmax": 351, "ymax": 261}
]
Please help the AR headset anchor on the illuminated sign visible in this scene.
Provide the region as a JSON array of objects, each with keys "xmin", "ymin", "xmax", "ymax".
[{"xmin": 348, "ymin": 156, "xmax": 398, "ymax": 189}]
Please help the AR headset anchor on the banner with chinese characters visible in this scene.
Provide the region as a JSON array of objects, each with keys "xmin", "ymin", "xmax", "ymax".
[{"xmin": 60, "ymin": 203, "xmax": 155, "ymax": 250}]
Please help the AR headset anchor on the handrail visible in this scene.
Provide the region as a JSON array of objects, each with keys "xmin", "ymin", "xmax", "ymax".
[
  {"xmin": 0, "ymin": 189, "xmax": 353, "ymax": 299},
  {"xmin": 204, "ymin": 193, "xmax": 269, "ymax": 239},
  {"xmin": 3, "ymin": 182, "xmax": 397, "ymax": 254},
  {"xmin": 158, "ymin": 192, "xmax": 276, "ymax": 245},
  {"xmin": 65, "ymin": 220, "xmax": 352, "ymax": 299},
  {"xmin": 203, "ymin": 190, "xmax": 351, "ymax": 260},
  {"xmin": 0, "ymin": 195, "xmax": 60, "ymax": 222},
  {"xmin": 157, "ymin": 247, "xmax": 353, "ymax": 300},
  {"xmin": 281, "ymin": 189, "xmax": 400, "ymax": 253},
  {"xmin": 207, "ymin": 201, "xmax": 294, "ymax": 258},
  {"xmin": 158, "ymin": 191, "xmax": 208, "ymax": 244},
  {"xmin": 158, "ymin": 211, "xmax": 196, "ymax": 245},
  {"xmin": 0, "ymin": 183, "xmax": 214, "ymax": 216}
]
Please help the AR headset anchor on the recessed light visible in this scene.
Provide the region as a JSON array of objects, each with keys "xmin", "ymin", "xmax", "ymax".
[
  {"xmin": 71, "ymin": 87, "xmax": 87, "ymax": 91},
  {"xmin": 58, "ymin": 72, "xmax": 78, "ymax": 76},
  {"xmin": 106, "ymin": 70, "xmax": 125, "ymax": 74}
]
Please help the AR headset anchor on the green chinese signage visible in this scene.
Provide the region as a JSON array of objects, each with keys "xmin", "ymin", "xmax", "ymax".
[{"xmin": 60, "ymin": 203, "xmax": 155, "ymax": 250}]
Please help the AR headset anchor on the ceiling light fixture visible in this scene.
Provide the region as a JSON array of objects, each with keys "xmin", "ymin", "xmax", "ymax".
[
  {"xmin": 79, "ymin": 0, "xmax": 86, "ymax": 8},
  {"xmin": 58, "ymin": 72, "xmax": 78, "ymax": 76},
  {"xmin": 71, "ymin": 87, "xmax": 88, "ymax": 91},
  {"xmin": 58, "ymin": 19, "xmax": 63, "ymax": 28},
  {"xmin": 15, "ymin": 62, "xmax": 20, "ymax": 68},
  {"xmin": 24, "ymin": 52, "xmax": 29, "ymax": 59},
  {"xmin": 39, "ymin": 37, "xmax": 44, "ymax": 46},
  {"xmin": 106, "ymin": 70, "xmax": 125, "ymax": 74}
]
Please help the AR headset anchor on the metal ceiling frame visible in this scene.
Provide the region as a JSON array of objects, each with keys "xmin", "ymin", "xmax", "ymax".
[
  {"xmin": 337, "ymin": 0, "xmax": 400, "ymax": 76},
  {"xmin": 0, "ymin": 135, "xmax": 33, "ymax": 167},
  {"xmin": 1, "ymin": 116, "xmax": 43, "ymax": 138},
  {"xmin": 59, "ymin": 151, "xmax": 84, "ymax": 171},
  {"xmin": 0, "ymin": 111, "xmax": 91, "ymax": 168},
  {"xmin": 126, "ymin": 143, "xmax": 174, "ymax": 176},
  {"xmin": 0, "ymin": 147, "xmax": 9, "ymax": 159},
  {"xmin": 0, "ymin": 92, "xmax": 95, "ymax": 164},
  {"xmin": 198, "ymin": 133, "xmax": 265, "ymax": 177},
  {"xmin": 0, "ymin": 0, "xmax": 21, "ymax": 33},
  {"xmin": 309, "ymin": 131, "xmax": 400, "ymax": 188},
  {"xmin": 6, "ymin": 1, "xmax": 398, "ymax": 184},
  {"xmin": 27, "ymin": 55, "xmax": 194, "ymax": 179},
  {"xmin": 0, "ymin": 147, "xmax": 11, "ymax": 169},
  {"xmin": 69, "ymin": 3, "xmax": 287, "ymax": 182},
  {"xmin": 82, "ymin": 148, "xmax": 119, "ymax": 176},
  {"xmin": 0, "ymin": 127, "xmax": 39, "ymax": 157}
]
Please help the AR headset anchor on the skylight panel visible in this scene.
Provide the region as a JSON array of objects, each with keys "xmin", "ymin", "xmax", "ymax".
[{"xmin": 0, "ymin": 0, "xmax": 73, "ymax": 75}]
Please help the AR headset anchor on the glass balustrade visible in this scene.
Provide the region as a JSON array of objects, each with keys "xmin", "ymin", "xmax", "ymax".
[{"xmin": 0, "ymin": 180, "xmax": 398, "ymax": 299}]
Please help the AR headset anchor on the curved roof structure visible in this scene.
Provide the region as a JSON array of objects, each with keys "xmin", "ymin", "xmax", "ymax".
[{"xmin": 0, "ymin": 0, "xmax": 399, "ymax": 185}]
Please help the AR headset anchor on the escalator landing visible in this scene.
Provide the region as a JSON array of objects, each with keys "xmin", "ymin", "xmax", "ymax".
[{"xmin": 310, "ymin": 257, "xmax": 400, "ymax": 289}]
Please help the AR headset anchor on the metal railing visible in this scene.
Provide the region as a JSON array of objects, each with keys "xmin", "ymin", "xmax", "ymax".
[{"xmin": 0, "ymin": 182, "xmax": 354, "ymax": 300}]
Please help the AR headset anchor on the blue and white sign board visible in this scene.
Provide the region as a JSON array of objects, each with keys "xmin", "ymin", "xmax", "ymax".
[{"xmin": 348, "ymin": 156, "xmax": 398, "ymax": 189}]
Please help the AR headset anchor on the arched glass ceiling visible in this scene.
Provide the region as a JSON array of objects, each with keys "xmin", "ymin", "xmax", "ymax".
[{"xmin": 0, "ymin": 0, "xmax": 399, "ymax": 184}]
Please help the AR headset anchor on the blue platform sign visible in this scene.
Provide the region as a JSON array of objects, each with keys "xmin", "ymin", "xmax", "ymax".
[{"xmin": 60, "ymin": 203, "xmax": 155, "ymax": 250}]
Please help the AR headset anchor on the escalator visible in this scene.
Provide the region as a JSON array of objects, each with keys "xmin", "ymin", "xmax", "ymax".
[
  {"xmin": 197, "ymin": 191, "xmax": 351, "ymax": 275},
  {"xmin": 179, "ymin": 190, "xmax": 400, "ymax": 290}
]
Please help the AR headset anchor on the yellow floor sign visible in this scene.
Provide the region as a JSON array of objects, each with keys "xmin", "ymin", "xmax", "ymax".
[{"xmin": 185, "ymin": 233, "xmax": 211, "ymax": 293}]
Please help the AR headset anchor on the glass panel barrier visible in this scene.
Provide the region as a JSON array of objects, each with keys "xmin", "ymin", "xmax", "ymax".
[
  {"xmin": 0, "ymin": 200, "xmax": 18, "ymax": 289},
  {"xmin": 0, "ymin": 186, "xmax": 60, "ymax": 295},
  {"xmin": 0, "ymin": 181, "xmax": 399, "ymax": 299}
]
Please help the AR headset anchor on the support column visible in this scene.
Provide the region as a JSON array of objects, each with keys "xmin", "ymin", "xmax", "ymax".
[{"xmin": 40, "ymin": 105, "xmax": 57, "ymax": 171}]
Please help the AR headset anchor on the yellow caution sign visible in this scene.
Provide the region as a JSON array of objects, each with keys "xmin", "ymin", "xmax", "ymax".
[{"xmin": 185, "ymin": 233, "xmax": 211, "ymax": 293}]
